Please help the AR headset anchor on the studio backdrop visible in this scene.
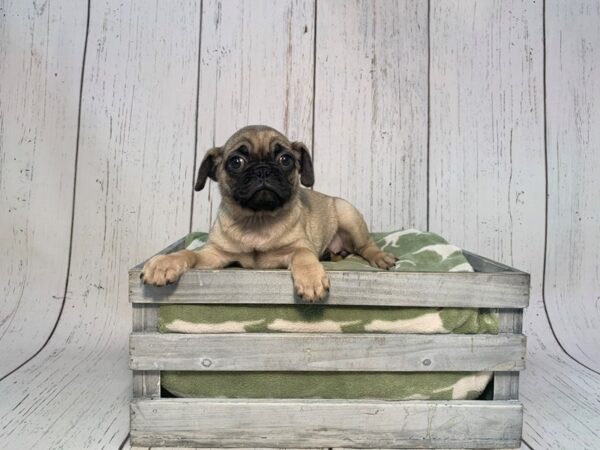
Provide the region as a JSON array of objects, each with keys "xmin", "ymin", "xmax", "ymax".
[{"xmin": 0, "ymin": 1, "xmax": 599, "ymax": 448}]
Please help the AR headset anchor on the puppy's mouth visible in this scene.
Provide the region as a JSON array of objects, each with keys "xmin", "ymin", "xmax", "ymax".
[
  {"xmin": 245, "ymin": 187, "xmax": 284, "ymax": 211},
  {"xmin": 234, "ymin": 184, "xmax": 290, "ymax": 212}
]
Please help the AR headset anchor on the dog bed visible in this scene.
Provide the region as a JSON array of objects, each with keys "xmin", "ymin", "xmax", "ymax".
[{"xmin": 159, "ymin": 229, "xmax": 498, "ymax": 400}]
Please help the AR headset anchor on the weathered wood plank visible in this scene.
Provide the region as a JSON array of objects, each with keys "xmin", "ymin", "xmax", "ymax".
[
  {"xmin": 130, "ymin": 332, "xmax": 526, "ymax": 372},
  {"xmin": 0, "ymin": 0, "xmax": 86, "ymax": 377},
  {"xmin": 127, "ymin": 447, "xmax": 521, "ymax": 450},
  {"xmin": 129, "ymin": 269, "xmax": 529, "ymax": 308},
  {"xmin": 132, "ymin": 304, "xmax": 160, "ymax": 398},
  {"xmin": 0, "ymin": 1, "xmax": 200, "ymax": 448},
  {"xmin": 518, "ymin": 1, "xmax": 600, "ymax": 446},
  {"xmin": 544, "ymin": 0, "xmax": 600, "ymax": 371},
  {"xmin": 132, "ymin": 234, "xmax": 183, "ymax": 412},
  {"xmin": 193, "ymin": 0, "xmax": 315, "ymax": 231},
  {"xmin": 463, "ymin": 251, "xmax": 523, "ymax": 274},
  {"xmin": 428, "ymin": 0, "xmax": 545, "ymax": 296},
  {"xmin": 130, "ymin": 399, "xmax": 523, "ymax": 448},
  {"xmin": 127, "ymin": 445, "xmax": 324, "ymax": 450},
  {"xmin": 313, "ymin": 0, "xmax": 428, "ymax": 231},
  {"xmin": 494, "ymin": 310, "xmax": 523, "ymax": 400},
  {"xmin": 133, "ymin": 232, "xmax": 185, "ymax": 404},
  {"xmin": 129, "ymin": 447, "xmax": 324, "ymax": 450},
  {"xmin": 520, "ymin": 295, "xmax": 600, "ymax": 448}
]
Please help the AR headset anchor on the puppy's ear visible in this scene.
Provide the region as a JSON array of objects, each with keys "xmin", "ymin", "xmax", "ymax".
[
  {"xmin": 291, "ymin": 141, "xmax": 314, "ymax": 187},
  {"xmin": 195, "ymin": 147, "xmax": 222, "ymax": 191}
]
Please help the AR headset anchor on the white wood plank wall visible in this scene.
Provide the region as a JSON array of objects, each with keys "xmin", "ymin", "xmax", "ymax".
[
  {"xmin": 0, "ymin": 0, "xmax": 86, "ymax": 378},
  {"xmin": 314, "ymin": 0, "xmax": 428, "ymax": 231},
  {"xmin": 1, "ymin": 1, "xmax": 599, "ymax": 449}
]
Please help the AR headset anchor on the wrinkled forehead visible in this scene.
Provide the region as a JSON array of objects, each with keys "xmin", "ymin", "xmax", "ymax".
[{"xmin": 223, "ymin": 128, "xmax": 293, "ymax": 158}]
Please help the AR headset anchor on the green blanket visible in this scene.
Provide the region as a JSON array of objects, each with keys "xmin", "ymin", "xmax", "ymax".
[{"xmin": 160, "ymin": 229, "xmax": 497, "ymax": 400}]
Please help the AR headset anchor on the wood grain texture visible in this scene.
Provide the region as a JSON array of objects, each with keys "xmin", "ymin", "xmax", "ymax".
[
  {"xmin": 313, "ymin": 0, "xmax": 428, "ymax": 231},
  {"xmin": 122, "ymin": 440, "xmax": 528, "ymax": 450},
  {"xmin": 0, "ymin": 0, "xmax": 85, "ymax": 377},
  {"xmin": 544, "ymin": 0, "xmax": 600, "ymax": 371},
  {"xmin": 131, "ymin": 399, "xmax": 522, "ymax": 449},
  {"xmin": 125, "ymin": 443, "xmax": 324, "ymax": 450},
  {"xmin": 193, "ymin": 0, "xmax": 315, "ymax": 231},
  {"xmin": 429, "ymin": 2, "xmax": 600, "ymax": 447},
  {"xmin": 132, "ymin": 305, "xmax": 160, "ymax": 399},
  {"xmin": 493, "ymin": 310, "xmax": 523, "ymax": 400},
  {"xmin": 463, "ymin": 251, "xmax": 521, "ymax": 273},
  {"xmin": 129, "ymin": 266, "xmax": 530, "ymax": 308},
  {"xmin": 2, "ymin": 1, "xmax": 600, "ymax": 449},
  {"xmin": 429, "ymin": 0, "xmax": 546, "ymax": 295},
  {"xmin": 130, "ymin": 332, "xmax": 525, "ymax": 372},
  {"xmin": 520, "ymin": 295, "xmax": 600, "ymax": 449},
  {"xmin": 0, "ymin": 1, "xmax": 200, "ymax": 448}
]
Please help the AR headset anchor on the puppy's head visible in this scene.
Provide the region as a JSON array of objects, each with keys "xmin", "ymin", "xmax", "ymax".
[{"xmin": 195, "ymin": 125, "xmax": 314, "ymax": 212}]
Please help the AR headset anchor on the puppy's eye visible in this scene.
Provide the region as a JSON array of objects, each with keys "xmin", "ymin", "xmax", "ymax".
[
  {"xmin": 278, "ymin": 154, "xmax": 294, "ymax": 168},
  {"xmin": 227, "ymin": 156, "xmax": 245, "ymax": 172}
]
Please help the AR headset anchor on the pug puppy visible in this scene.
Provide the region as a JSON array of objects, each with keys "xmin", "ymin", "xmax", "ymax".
[{"xmin": 141, "ymin": 125, "xmax": 396, "ymax": 302}]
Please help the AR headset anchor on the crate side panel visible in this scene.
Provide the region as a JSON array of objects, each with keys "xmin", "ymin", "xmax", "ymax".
[
  {"xmin": 494, "ymin": 309, "xmax": 524, "ymax": 400},
  {"xmin": 129, "ymin": 332, "xmax": 526, "ymax": 372},
  {"xmin": 129, "ymin": 270, "xmax": 529, "ymax": 308},
  {"xmin": 130, "ymin": 399, "xmax": 523, "ymax": 449}
]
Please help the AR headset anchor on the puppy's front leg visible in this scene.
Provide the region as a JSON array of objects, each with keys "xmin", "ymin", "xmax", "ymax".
[
  {"xmin": 290, "ymin": 248, "xmax": 330, "ymax": 303},
  {"xmin": 141, "ymin": 245, "xmax": 228, "ymax": 286}
]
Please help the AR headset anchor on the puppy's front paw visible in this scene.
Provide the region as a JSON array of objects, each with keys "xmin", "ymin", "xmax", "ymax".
[
  {"xmin": 141, "ymin": 254, "xmax": 189, "ymax": 286},
  {"xmin": 367, "ymin": 250, "xmax": 397, "ymax": 270},
  {"xmin": 292, "ymin": 263, "xmax": 330, "ymax": 303}
]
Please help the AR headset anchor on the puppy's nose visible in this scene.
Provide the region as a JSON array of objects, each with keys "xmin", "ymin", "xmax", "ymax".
[{"xmin": 254, "ymin": 165, "xmax": 271, "ymax": 181}]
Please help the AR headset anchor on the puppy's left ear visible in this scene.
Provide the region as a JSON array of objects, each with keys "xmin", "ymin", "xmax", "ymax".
[
  {"xmin": 195, "ymin": 147, "xmax": 222, "ymax": 191},
  {"xmin": 291, "ymin": 141, "xmax": 314, "ymax": 187}
]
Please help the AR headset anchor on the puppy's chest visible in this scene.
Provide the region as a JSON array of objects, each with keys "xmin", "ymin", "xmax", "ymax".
[
  {"xmin": 226, "ymin": 232, "xmax": 296, "ymax": 268},
  {"xmin": 235, "ymin": 233, "xmax": 282, "ymax": 253}
]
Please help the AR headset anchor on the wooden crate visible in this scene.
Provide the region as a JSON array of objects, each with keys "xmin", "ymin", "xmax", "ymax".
[{"xmin": 129, "ymin": 238, "xmax": 529, "ymax": 449}]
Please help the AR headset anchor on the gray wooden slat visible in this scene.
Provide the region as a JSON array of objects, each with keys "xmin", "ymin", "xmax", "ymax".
[
  {"xmin": 462, "ymin": 251, "xmax": 524, "ymax": 274},
  {"xmin": 130, "ymin": 447, "xmax": 324, "ymax": 450},
  {"xmin": 125, "ymin": 443, "xmax": 514, "ymax": 450},
  {"xmin": 128, "ymin": 447, "xmax": 324, "ymax": 450},
  {"xmin": 129, "ymin": 269, "xmax": 529, "ymax": 308},
  {"xmin": 130, "ymin": 332, "xmax": 525, "ymax": 372},
  {"xmin": 130, "ymin": 399, "xmax": 523, "ymax": 449},
  {"xmin": 333, "ymin": 448, "xmax": 524, "ymax": 450},
  {"xmin": 132, "ymin": 304, "xmax": 160, "ymax": 399},
  {"xmin": 335, "ymin": 448, "xmax": 527, "ymax": 450},
  {"xmin": 494, "ymin": 309, "xmax": 523, "ymax": 400},
  {"xmin": 120, "ymin": 434, "xmax": 531, "ymax": 449}
]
